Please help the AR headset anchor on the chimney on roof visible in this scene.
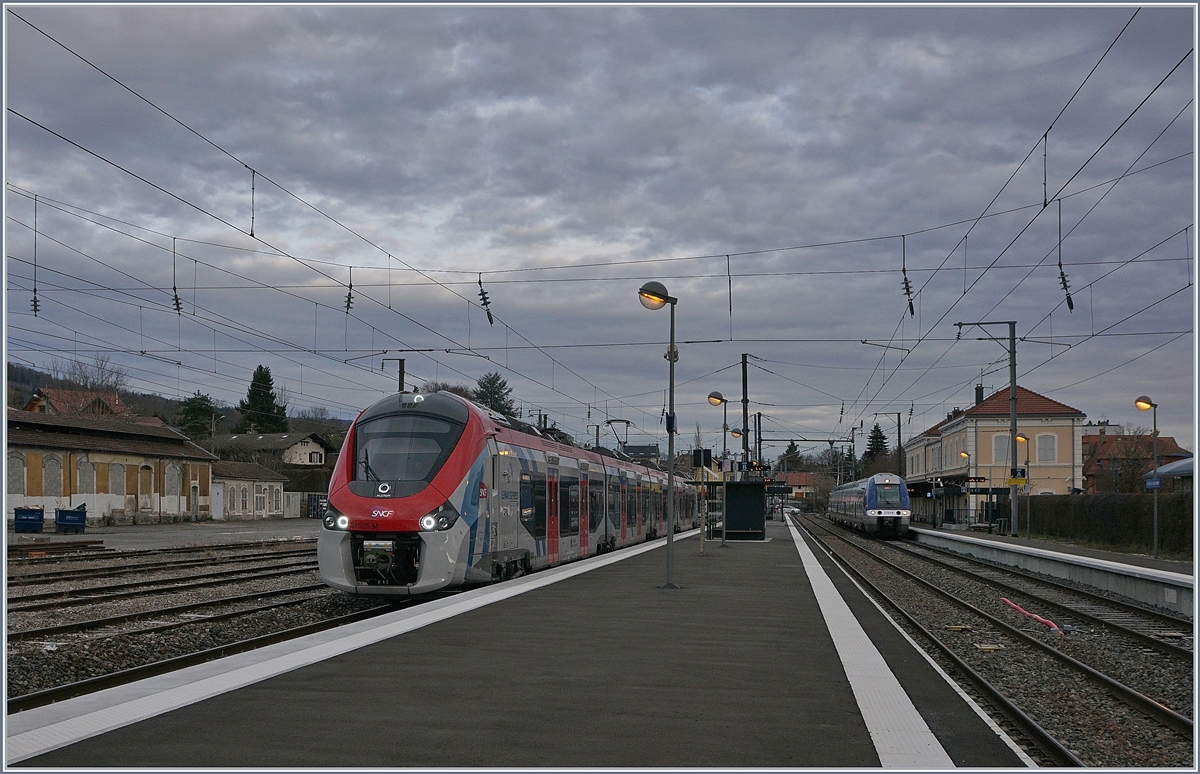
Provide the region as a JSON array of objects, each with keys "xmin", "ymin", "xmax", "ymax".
[{"xmin": 975, "ymin": 384, "xmax": 984, "ymax": 406}]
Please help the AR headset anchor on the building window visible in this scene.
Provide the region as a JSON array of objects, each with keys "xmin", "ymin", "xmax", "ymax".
[
  {"xmin": 241, "ymin": 486, "xmax": 249, "ymax": 511},
  {"xmin": 78, "ymin": 459, "xmax": 96, "ymax": 494},
  {"xmin": 165, "ymin": 464, "xmax": 182, "ymax": 497},
  {"xmin": 273, "ymin": 486, "xmax": 281, "ymax": 512},
  {"xmin": 309, "ymin": 451, "xmax": 322, "ymax": 464},
  {"xmin": 228, "ymin": 485, "xmax": 237, "ymax": 512},
  {"xmin": 110, "ymin": 463, "xmax": 125, "ymax": 496},
  {"xmin": 1037, "ymin": 434, "xmax": 1056, "ymax": 464},
  {"xmin": 8, "ymin": 455, "xmax": 26, "ymax": 495},
  {"xmin": 43, "ymin": 455, "xmax": 63, "ymax": 498},
  {"xmin": 992, "ymin": 434, "xmax": 1011, "ymax": 465}
]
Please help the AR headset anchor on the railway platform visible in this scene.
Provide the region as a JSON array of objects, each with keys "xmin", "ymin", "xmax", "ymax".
[{"xmin": 8, "ymin": 520, "xmax": 1033, "ymax": 768}]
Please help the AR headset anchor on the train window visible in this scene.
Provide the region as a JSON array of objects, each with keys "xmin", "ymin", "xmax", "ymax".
[
  {"xmin": 354, "ymin": 415, "xmax": 465, "ymax": 484},
  {"xmin": 520, "ymin": 476, "xmax": 547, "ymax": 539},
  {"xmin": 876, "ymin": 483, "xmax": 902, "ymax": 506},
  {"xmin": 607, "ymin": 479, "xmax": 620, "ymax": 528},
  {"xmin": 561, "ymin": 477, "xmax": 579, "ymax": 536},
  {"xmin": 626, "ymin": 486, "xmax": 637, "ymax": 529}
]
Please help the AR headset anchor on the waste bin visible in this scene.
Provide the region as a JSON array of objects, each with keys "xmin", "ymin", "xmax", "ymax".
[
  {"xmin": 54, "ymin": 505, "xmax": 87, "ymax": 535},
  {"xmin": 14, "ymin": 507, "xmax": 45, "ymax": 533}
]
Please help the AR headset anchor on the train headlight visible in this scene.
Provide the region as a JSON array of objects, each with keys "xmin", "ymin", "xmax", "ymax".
[
  {"xmin": 324, "ymin": 507, "xmax": 350, "ymax": 531},
  {"xmin": 419, "ymin": 502, "xmax": 460, "ymax": 532}
]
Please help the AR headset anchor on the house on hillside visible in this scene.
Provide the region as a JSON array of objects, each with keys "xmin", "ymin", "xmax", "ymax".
[
  {"xmin": 6, "ymin": 409, "xmax": 217, "ymax": 526},
  {"xmin": 211, "ymin": 461, "xmax": 287, "ymax": 520},
  {"xmin": 24, "ymin": 387, "xmax": 132, "ymax": 417},
  {"xmin": 212, "ymin": 432, "xmax": 338, "ymax": 467},
  {"xmin": 903, "ymin": 385, "xmax": 1087, "ymax": 526}
]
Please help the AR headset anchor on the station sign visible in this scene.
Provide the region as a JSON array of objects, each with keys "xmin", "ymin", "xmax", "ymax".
[{"xmin": 1145, "ymin": 477, "xmax": 1161, "ymax": 490}]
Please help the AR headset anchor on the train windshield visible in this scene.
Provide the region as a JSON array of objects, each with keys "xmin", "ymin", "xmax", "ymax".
[
  {"xmin": 355, "ymin": 414, "xmax": 465, "ymax": 484},
  {"xmin": 875, "ymin": 483, "xmax": 903, "ymax": 506}
]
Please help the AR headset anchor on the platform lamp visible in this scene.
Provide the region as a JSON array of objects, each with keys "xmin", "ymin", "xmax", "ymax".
[
  {"xmin": 639, "ymin": 281, "xmax": 680, "ymax": 589},
  {"xmin": 959, "ymin": 451, "xmax": 970, "ymax": 524},
  {"xmin": 707, "ymin": 391, "xmax": 730, "ymax": 548},
  {"xmin": 1015, "ymin": 434, "xmax": 1031, "ymax": 539},
  {"xmin": 1135, "ymin": 395, "xmax": 1159, "ymax": 559}
]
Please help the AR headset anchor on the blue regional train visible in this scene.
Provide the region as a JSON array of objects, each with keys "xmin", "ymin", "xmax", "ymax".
[{"xmin": 827, "ymin": 473, "xmax": 911, "ymax": 538}]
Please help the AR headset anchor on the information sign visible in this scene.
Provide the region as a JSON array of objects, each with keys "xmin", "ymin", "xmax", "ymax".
[{"xmin": 1145, "ymin": 477, "xmax": 1161, "ymax": 490}]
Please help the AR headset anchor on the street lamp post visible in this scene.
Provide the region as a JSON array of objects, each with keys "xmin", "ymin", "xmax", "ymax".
[
  {"xmin": 959, "ymin": 450, "xmax": 971, "ymax": 523},
  {"xmin": 1016, "ymin": 433, "xmax": 1030, "ymax": 538},
  {"xmin": 1135, "ymin": 396, "xmax": 1159, "ymax": 559},
  {"xmin": 707, "ymin": 391, "xmax": 730, "ymax": 548},
  {"xmin": 211, "ymin": 414, "xmax": 226, "ymax": 455},
  {"xmin": 639, "ymin": 281, "xmax": 680, "ymax": 589}
]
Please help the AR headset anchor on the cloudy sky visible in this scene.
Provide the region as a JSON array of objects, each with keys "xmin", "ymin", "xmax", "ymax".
[{"xmin": 5, "ymin": 4, "xmax": 1195, "ymax": 460}]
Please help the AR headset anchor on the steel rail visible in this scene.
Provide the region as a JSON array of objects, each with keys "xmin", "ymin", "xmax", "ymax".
[
  {"xmin": 8, "ymin": 562, "xmax": 318, "ymax": 610},
  {"xmin": 7, "ymin": 548, "xmax": 316, "ymax": 586},
  {"xmin": 7, "ymin": 603, "xmax": 401, "ymax": 713},
  {"xmin": 796, "ymin": 518, "xmax": 1082, "ymax": 767},
  {"xmin": 808, "ymin": 517, "xmax": 1194, "ymax": 736},
  {"xmin": 8, "ymin": 582, "xmax": 329, "ymax": 641},
  {"xmin": 7, "ymin": 537, "xmax": 316, "ymax": 565}
]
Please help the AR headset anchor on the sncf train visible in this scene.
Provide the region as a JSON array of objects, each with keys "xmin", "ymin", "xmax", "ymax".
[
  {"xmin": 318, "ymin": 391, "xmax": 699, "ymax": 597},
  {"xmin": 827, "ymin": 473, "xmax": 911, "ymax": 538}
]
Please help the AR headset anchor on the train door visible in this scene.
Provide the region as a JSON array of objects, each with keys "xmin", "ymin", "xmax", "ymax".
[
  {"xmin": 627, "ymin": 480, "xmax": 640, "ymax": 541},
  {"xmin": 579, "ymin": 471, "xmax": 590, "ymax": 557},
  {"xmin": 618, "ymin": 476, "xmax": 628, "ymax": 546},
  {"xmin": 519, "ymin": 472, "xmax": 548, "ymax": 567},
  {"xmin": 560, "ymin": 473, "xmax": 579, "ymax": 560},
  {"xmin": 548, "ymin": 467, "xmax": 560, "ymax": 565},
  {"xmin": 589, "ymin": 472, "xmax": 607, "ymax": 552},
  {"xmin": 491, "ymin": 455, "xmax": 520, "ymax": 558},
  {"xmin": 607, "ymin": 476, "xmax": 620, "ymax": 549}
]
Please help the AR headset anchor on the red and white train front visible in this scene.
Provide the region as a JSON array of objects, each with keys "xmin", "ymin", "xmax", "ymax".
[
  {"xmin": 319, "ymin": 390, "xmax": 696, "ymax": 597},
  {"xmin": 318, "ymin": 391, "xmax": 493, "ymax": 596}
]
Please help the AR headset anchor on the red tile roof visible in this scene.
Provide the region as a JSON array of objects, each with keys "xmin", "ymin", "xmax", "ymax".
[
  {"xmin": 23, "ymin": 388, "xmax": 131, "ymax": 416},
  {"xmin": 965, "ymin": 386, "xmax": 1084, "ymax": 418},
  {"xmin": 912, "ymin": 385, "xmax": 1084, "ymax": 439}
]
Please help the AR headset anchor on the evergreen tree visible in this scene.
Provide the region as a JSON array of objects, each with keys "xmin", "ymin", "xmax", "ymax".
[
  {"xmin": 779, "ymin": 440, "xmax": 801, "ymax": 471},
  {"xmin": 234, "ymin": 365, "xmax": 288, "ymax": 433},
  {"xmin": 862, "ymin": 423, "xmax": 890, "ymax": 464},
  {"xmin": 473, "ymin": 371, "xmax": 517, "ymax": 416},
  {"xmin": 177, "ymin": 391, "xmax": 220, "ymax": 441}
]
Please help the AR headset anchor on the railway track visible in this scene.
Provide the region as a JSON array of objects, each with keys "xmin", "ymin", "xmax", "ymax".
[
  {"xmin": 893, "ymin": 539, "xmax": 1193, "ymax": 659},
  {"xmin": 5, "ymin": 541, "xmax": 382, "ymax": 704},
  {"xmin": 8, "ymin": 559, "xmax": 319, "ymax": 610},
  {"xmin": 7, "ymin": 547, "xmax": 316, "ymax": 587},
  {"xmin": 795, "ymin": 515, "xmax": 1193, "ymax": 768}
]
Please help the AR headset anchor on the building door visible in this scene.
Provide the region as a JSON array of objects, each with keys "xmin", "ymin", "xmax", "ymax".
[{"xmin": 212, "ymin": 485, "xmax": 224, "ymax": 520}]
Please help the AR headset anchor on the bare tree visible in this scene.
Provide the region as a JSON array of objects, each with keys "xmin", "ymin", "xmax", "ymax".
[{"xmin": 48, "ymin": 354, "xmax": 128, "ymax": 394}]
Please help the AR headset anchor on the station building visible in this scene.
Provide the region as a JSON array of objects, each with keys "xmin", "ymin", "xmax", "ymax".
[
  {"xmin": 902, "ymin": 386, "xmax": 1087, "ymax": 526},
  {"xmin": 6, "ymin": 409, "xmax": 218, "ymax": 526}
]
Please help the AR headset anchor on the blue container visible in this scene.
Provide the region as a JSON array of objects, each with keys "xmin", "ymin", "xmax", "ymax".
[
  {"xmin": 54, "ymin": 505, "xmax": 87, "ymax": 535},
  {"xmin": 14, "ymin": 507, "xmax": 45, "ymax": 534}
]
